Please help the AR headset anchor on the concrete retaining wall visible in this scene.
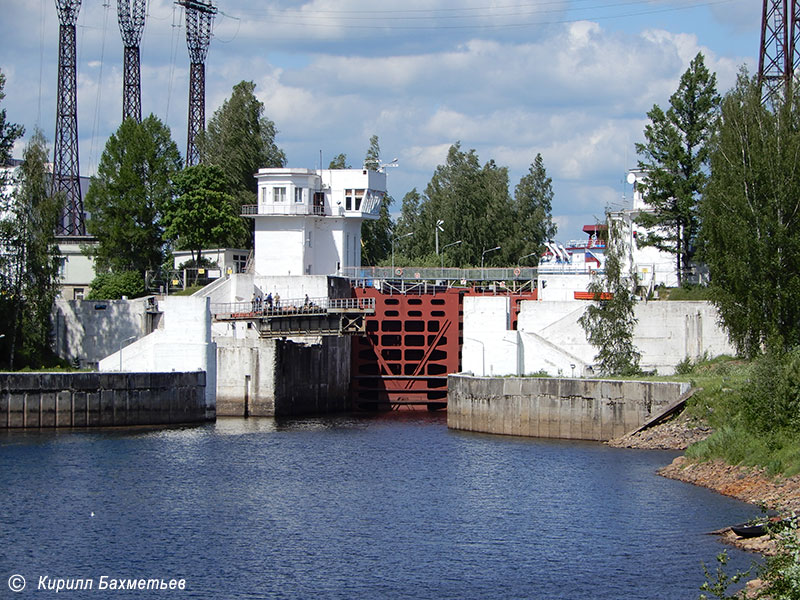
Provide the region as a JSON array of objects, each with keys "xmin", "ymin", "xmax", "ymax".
[
  {"xmin": 53, "ymin": 297, "xmax": 157, "ymax": 369},
  {"xmin": 463, "ymin": 298, "xmax": 736, "ymax": 377},
  {"xmin": 0, "ymin": 372, "xmax": 210, "ymax": 428},
  {"xmin": 216, "ymin": 336, "xmax": 350, "ymax": 417},
  {"xmin": 447, "ymin": 374, "xmax": 690, "ymax": 441}
]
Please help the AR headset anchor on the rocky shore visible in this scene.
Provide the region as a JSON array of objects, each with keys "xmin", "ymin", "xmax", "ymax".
[{"xmin": 609, "ymin": 411, "xmax": 800, "ymax": 559}]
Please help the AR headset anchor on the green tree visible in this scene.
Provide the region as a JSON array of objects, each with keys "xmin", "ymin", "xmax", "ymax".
[
  {"xmin": 578, "ymin": 218, "xmax": 641, "ymax": 376},
  {"xmin": 0, "ymin": 130, "xmax": 62, "ymax": 369},
  {"xmin": 84, "ymin": 115, "xmax": 182, "ymax": 276},
  {"xmin": 163, "ymin": 164, "xmax": 245, "ymax": 271},
  {"xmin": 360, "ymin": 135, "xmax": 394, "ymax": 264},
  {"xmin": 635, "ymin": 52, "xmax": 719, "ymax": 285},
  {"xmin": 197, "ymin": 81, "xmax": 285, "ymax": 246},
  {"xmin": 87, "ymin": 271, "xmax": 146, "ymax": 300},
  {"xmin": 701, "ymin": 70, "xmax": 800, "ymax": 357},
  {"xmin": 364, "ymin": 134, "xmax": 380, "ymax": 170},
  {"xmin": 393, "ymin": 188, "xmax": 423, "ymax": 262},
  {"xmin": 0, "ymin": 69, "xmax": 24, "ymax": 172},
  {"xmin": 420, "ymin": 143, "xmax": 514, "ymax": 266},
  {"xmin": 513, "ymin": 153, "xmax": 557, "ymax": 263},
  {"xmin": 328, "ymin": 153, "xmax": 349, "ymax": 169}
]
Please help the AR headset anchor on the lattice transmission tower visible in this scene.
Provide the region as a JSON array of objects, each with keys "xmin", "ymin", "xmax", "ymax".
[
  {"xmin": 53, "ymin": 0, "xmax": 85, "ymax": 236},
  {"xmin": 758, "ymin": 0, "xmax": 800, "ymax": 104},
  {"xmin": 117, "ymin": 0, "xmax": 147, "ymax": 123},
  {"xmin": 178, "ymin": 0, "xmax": 216, "ymax": 166}
]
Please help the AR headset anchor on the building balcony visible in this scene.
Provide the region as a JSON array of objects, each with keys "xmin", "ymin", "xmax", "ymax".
[{"xmin": 242, "ymin": 204, "xmax": 327, "ymax": 217}]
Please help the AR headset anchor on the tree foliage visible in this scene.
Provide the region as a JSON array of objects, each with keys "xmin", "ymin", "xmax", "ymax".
[
  {"xmin": 364, "ymin": 134, "xmax": 380, "ymax": 170},
  {"xmin": 196, "ymin": 81, "xmax": 285, "ymax": 248},
  {"xmin": 578, "ymin": 218, "xmax": 641, "ymax": 376},
  {"xmin": 87, "ymin": 271, "xmax": 146, "ymax": 300},
  {"xmin": 328, "ymin": 153, "xmax": 349, "ymax": 169},
  {"xmin": 636, "ymin": 52, "xmax": 719, "ymax": 284},
  {"xmin": 0, "ymin": 130, "xmax": 62, "ymax": 368},
  {"xmin": 360, "ymin": 136, "xmax": 394, "ymax": 264},
  {"xmin": 197, "ymin": 80, "xmax": 285, "ymax": 192},
  {"xmin": 701, "ymin": 70, "xmax": 800, "ymax": 357},
  {"xmin": 163, "ymin": 164, "xmax": 245, "ymax": 269},
  {"xmin": 84, "ymin": 115, "xmax": 182, "ymax": 276},
  {"xmin": 393, "ymin": 143, "xmax": 555, "ymax": 268},
  {"xmin": 0, "ymin": 69, "xmax": 24, "ymax": 170},
  {"xmin": 512, "ymin": 153, "xmax": 557, "ymax": 262}
]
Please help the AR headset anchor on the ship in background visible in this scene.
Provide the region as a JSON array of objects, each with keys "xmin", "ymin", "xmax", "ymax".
[{"xmin": 537, "ymin": 169, "xmax": 706, "ymax": 301}]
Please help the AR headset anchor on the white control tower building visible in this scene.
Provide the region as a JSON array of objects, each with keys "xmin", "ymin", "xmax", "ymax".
[{"xmin": 245, "ymin": 168, "xmax": 386, "ymax": 276}]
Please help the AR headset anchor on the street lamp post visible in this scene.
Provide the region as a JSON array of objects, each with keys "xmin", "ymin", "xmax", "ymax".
[
  {"xmin": 440, "ymin": 240, "xmax": 462, "ymax": 273},
  {"xmin": 392, "ymin": 231, "xmax": 413, "ymax": 273},
  {"xmin": 435, "ymin": 219, "xmax": 444, "ymax": 255},
  {"xmin": 481, "ymin": 246, "xmax": 501, "ymax": 280},
  {"xmin": 518, "ymin": 251, "xmax": 538, "ymax": 265}
]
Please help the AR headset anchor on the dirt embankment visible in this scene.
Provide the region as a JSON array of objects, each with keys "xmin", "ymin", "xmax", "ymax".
[{"xmin": 607, "ymin": 414, "xmax": 713, "ymax": 450}]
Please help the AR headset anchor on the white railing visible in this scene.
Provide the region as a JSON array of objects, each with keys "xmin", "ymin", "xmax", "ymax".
[{"xmin": 241, "ymin": 204, "xmax": 327, "ymax": 217}]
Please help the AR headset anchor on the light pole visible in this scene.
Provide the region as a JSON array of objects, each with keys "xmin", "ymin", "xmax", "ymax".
[
  {"xmin": 440, "ymin": 240, "xmax": 462, "ymax": 272},
  {"xmin": 518, "ymin": 251, "xmax": 538, "ymax": 265},
  {"xmin": 435, "ymin": 220, "xmax": 444, "ymax": 255},
  {"xmin": 392, "ymin": 231, "xmax": 413, "ymax": 273},
  {"xmin": 481, "ymin": 246, "xmax": 501, "ymax": 280}
]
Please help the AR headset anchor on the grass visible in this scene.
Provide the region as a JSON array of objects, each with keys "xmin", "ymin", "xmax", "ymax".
[
  {"xmin": 655, "ymin": 285, "xmax": 714, "ymax": 301},
  {"xmin": 666, "ymin": 354, "xmax": 800, "ymax": 477},
  {"xmin": 171, "ymin": 285, "xmax": 204, "ymax": 296}
]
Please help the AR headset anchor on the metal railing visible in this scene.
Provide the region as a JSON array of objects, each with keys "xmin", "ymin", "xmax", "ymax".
[
  {"xmin": 241, "ymin": 204, "xmax": 327, "ymax": 217},
  {"xmin": 341, "ymin": 266, "xmax": 538, "ymax": 282},
  {"xmin": 211, "ymin": 296, "xmax": 375, "ymax": 319}
]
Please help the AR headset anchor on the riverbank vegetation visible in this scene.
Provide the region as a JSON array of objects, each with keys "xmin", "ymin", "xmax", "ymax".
[{"xmin": 666, "ymin": 355, "xmax": 800, "ymax": 478}]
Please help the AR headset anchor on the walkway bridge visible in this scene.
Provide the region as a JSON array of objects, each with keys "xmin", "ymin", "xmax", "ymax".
[{"xmin": 211, "ymin": 296, "xmax": 375, "ymax": 338}]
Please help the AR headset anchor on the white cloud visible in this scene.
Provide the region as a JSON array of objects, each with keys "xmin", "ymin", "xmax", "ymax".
[{"xmin": 0, "ymin": 0, "xmax": 756, "ymax": 239}]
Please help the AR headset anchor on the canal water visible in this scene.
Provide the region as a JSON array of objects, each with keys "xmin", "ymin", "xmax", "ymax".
[{"xmin": 1, "ymin": 412, "xmax": 757, "ymax": 599}]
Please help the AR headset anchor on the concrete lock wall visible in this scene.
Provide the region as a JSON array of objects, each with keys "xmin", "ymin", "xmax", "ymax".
[
  {"xmin": 0, "ymin": 371, "xmax": 209, "ymax": 429},
  {"xmin": 53, "ymin": 297, "xmax": 157, "ymax": 369},
  {"xmin": 447, "ymin": 374, "xmax": 691, "ymax": 441},
  {"xmin": 463, "ymin": 297, "xmax": 736, "ymax": 377},
  {"xmin": 216, "ymin": 336, "xmax": 351, "ymax": 417}
]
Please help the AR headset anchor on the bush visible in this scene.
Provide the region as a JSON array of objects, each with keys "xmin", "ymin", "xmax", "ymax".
[
  {"xmin": 88, "ymin": 271, "xmax": 146, "ymax": 300},
  {"xmin": 741, "ymin": 347, "xmax": 800, "ymax": 435}
]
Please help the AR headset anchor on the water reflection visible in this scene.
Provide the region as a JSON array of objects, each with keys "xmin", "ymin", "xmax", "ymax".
[{"xmin": 0, "ymin": 412, "xmax": 757, "ymax": 600}]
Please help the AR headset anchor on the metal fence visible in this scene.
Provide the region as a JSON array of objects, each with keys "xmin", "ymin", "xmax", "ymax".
[
  {"xmin": 211, "ymin": 296, "xmax": 375, "ymax": 319},
  {"xmin": 341, "ymin": 266, "xmax": 538, "ymax": 282}
]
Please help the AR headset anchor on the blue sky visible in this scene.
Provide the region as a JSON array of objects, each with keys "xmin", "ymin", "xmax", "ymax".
[{"xmin": 0, "ymin": 0, "xmax": 759, "ymax": 241}]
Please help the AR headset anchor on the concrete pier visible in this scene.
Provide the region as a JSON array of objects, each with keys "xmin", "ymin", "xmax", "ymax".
[
  {"xmin": 447, "ymin": 374, "xmax": 690, "ymax": 441},
  {"xmin": 0, "ymin": 372, "xmax": 210, "ymax": 428}
]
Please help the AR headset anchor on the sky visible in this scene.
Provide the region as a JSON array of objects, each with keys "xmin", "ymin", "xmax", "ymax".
[{"xmin": 0, "ymin": 0, "xmax": 759, "ymax": 242}]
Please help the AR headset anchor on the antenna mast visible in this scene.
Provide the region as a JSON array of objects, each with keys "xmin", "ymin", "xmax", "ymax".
[
  {"xmin": 53, "ymin": 0, "xmax": 85, "ymax": 236},
  {"xmin": 758, "ymin": 0, "xmax": 800, "ymax": 104},
  {"xmin": 117, "ymin": 0, "xmax": 146, "ymax": 123},
  {"xmin": 177, "ymin": 0, "xmax": 216, "ymax": 166}
]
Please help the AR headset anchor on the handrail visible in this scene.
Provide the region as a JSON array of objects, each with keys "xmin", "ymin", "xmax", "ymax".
[
  {"xmin": 340, "ymin": 266, "xmax": 538, "ymax": 281},
  {"xmin": 211, "ymin": 296, "xmax": 375, "ymax": 319},
  {"xmin": 241, "ymin": 204, "xmax": 327, "ymax": 217}
]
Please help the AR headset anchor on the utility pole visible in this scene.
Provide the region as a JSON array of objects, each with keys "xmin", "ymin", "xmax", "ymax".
[
  {"xmin": 53, "ymin": 0, "xmax": 85, "ymax": 236},
  {"xmin": 758, "ymin": 0, "xmax": 800, "ymax": 104},
  {"xmin": 177, "ymin": 0, "xmax": 216, "ymax": 166},
  {"xmin": 117, "ymin": 0, "xmax": 147, "ymax": 123}
]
